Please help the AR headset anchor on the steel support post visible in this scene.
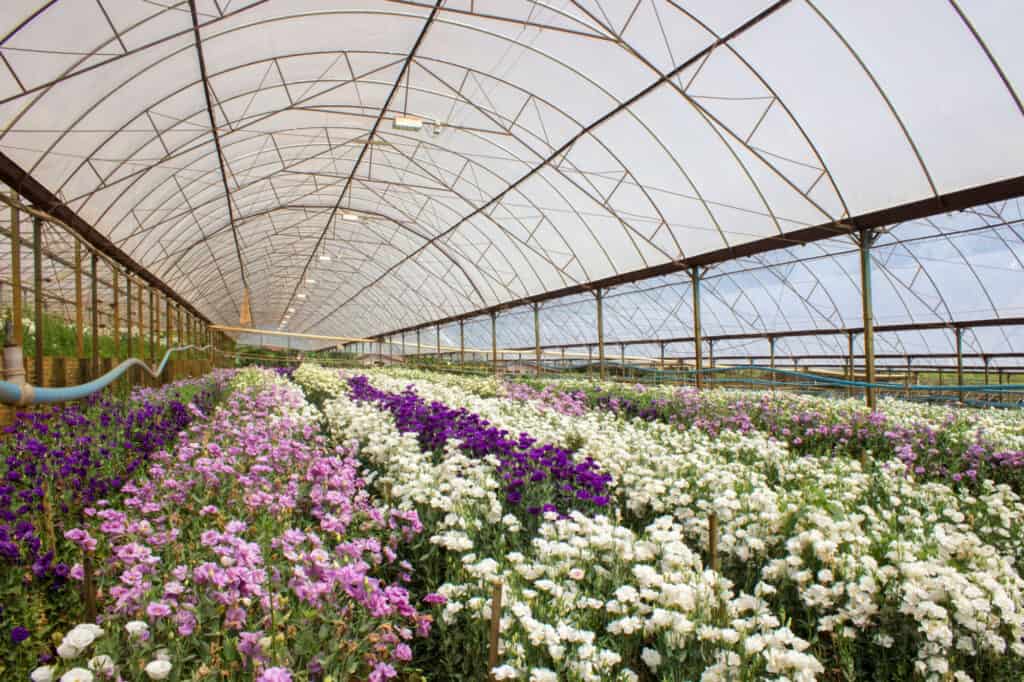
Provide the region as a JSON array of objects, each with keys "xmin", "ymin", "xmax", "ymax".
[
  {"xmin": 847, "ymin": 332, "xmax": 855, "ymax": 398},
  {"xmin": 459, "ymin": 320, "xmax": 465, "ymax": 369},
  {"xmin": 112, "ymin": 266, "xmax": 120, "ymax": 359},
  {"xmin": 149, "ymin": 287, "xmax": 155, "ymax": 365},
  {"xmin": 126, "ymin": 275, "xmax": 133, "ymax": 359}
]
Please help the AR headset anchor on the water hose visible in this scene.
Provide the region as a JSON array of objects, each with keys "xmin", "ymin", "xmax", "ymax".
[{"xmin": 0, "ymin": 343, "xmax": 212, "ymax": 405}]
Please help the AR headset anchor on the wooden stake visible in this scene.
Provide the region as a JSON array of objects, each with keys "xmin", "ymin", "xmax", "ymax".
[
  {"xmin": 488, "ymin": 581, "xmax": 503, "ymax": 679},
  {"xmin": 708, "ymin": 512, "xmax": 719, "ymax": 572},
  {"xmin": 83, "ymin": 552, "xmax": 97, "ymax": 622}
]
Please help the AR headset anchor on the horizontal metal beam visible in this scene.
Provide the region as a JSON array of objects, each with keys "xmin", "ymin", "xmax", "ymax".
[
  {"xmin": 506, "ymin": 316, "xmax": 1024, "ymax": 351},
  {"xmin": 0, "ymin": 152, "xmax": 210, "ymax": 323},
  {"xmin": 375, "ymin": 175, "xmax": 1024, "ymax": 339}
]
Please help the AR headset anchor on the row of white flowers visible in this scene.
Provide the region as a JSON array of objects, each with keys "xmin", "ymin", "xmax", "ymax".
[{"xmin": 334, "ymin": 367, "xmax": 1024, "ymax": 680}]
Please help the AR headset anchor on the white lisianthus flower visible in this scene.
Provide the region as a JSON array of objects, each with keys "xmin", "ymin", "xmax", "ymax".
[
  {"xmin": 155, "ymin": 648, "xmax": 172, "ymax": 662},
  {"xmin": 64, "ymin": 626, "xmax": 97, "ymax": 650},
  {"xmin": 125, "ymin": 621, "xmax": 148, "ymax": 638},
  {"xmin": 56, "ymin": 640, "xmax": 81, "ymax": 660},
  {"xmin": 530, "ymin": 670, "xmax": 558, "ymax": 682},
  {"xmin": 641, "ymin": 647, "xmax": 662, "ymax": 671},
  {"xmin": 568, "ymin": 568, "xmax": 585, "ymax": 581},
  {"xmin": 30, "ymin": 666, "xmax": 55, "ymax": 682},
  {"xmin": 492, "ymin": 665, "xmax": 519, "ymax": 680},
  {"xmin": 87, "ymin": 655, "xmax": 115, "ymax": 676},
  {"xmin": 144, "ymin": 660, "xmax": 172, "ymax": 680},
  {"xmin": 60, "ymin": 669, "xmax": 94, "ymax": 682}
]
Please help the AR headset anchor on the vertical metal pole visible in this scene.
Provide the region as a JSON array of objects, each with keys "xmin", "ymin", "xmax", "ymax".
[
  {"xmin": 858, "ymin": 231, "xmax": 877, "ymax": 409},
  {"xmin": 905, "ymin": 355, "xmax": 912, "ymax": 400},
  {"xmin": 659, "ymin": 342, "xmax": 665, "ymax": 371},
  {"xmin": 112, "ymin": 265, "xmax": 120, "ymax": 359},
  {"xmin": 90, "ymin": 252, "xmax": 99, "ymax": 379},
  {"xmin": 416, "ymin": 328, "xmax": 421, "ymax": 360},
  {"xmin": 75, "ymin": 241, "xmax": 84, "ymax": 358},
  {"xmin": 459, "ymin": 320, "xmax": 465, "ymax": 369},
  {"xmin": 769, "ymin": 336, "xmax": 776, "ymax": 394},
  {"xmin": 436, "ymin": 325, "xmax": 441, "ymax": 358},
  {"xmin": 587, "ymin": 346, "xmax": 592, "ymax": 377},
  {"xmin": 9, "ymin": 194, "xmax": 22, "ymax": 346},
  {"xmin": 137, "ymin": 281, "xmax": 144, "ymax": 362},
  {"xmin": 533, "ymin": 303, "xmax": 541, "ymax": 376},
  {"xmin": 983, "ymin": 356, "xmax": 990, "ymax": 386},
  {"xmin": 619, "ymin": 343, "xmax": 625, "ymax": 376},
  {"xmin": 491, "ymin": 311, "xmax": 498, "ymax": 375},
  {"xmin": 690, "ymin": 266, "xmax": 703, "ymax": 390},
  {"xmin": 561, "ymin": 347, "xmax": 565, "ymax": 371},
  {"xmin": 955, "ymin": 327, "xmax": 964, "ymax": 403},
  {"xmin": 708, "ymin": 338, "xmax": 715, "ymax": 368},
  {"xmin": 33, "ymin": 217, "xmax": 44, "ymax": 384},
  {"xmin": 595, "ymin": 289, "xmax": 605, "ymax": 380}
]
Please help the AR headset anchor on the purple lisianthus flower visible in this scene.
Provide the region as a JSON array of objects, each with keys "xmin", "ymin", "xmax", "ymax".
[
  {"xmin": 146, "ymin": 601, "xmax": 172, "ymax": 618},
  {"xmin": 10, "ymin": 625, "xmax": 29, "ymax": 643}
]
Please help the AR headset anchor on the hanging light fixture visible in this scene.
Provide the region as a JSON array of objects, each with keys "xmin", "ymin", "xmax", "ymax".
[{"xmin": 393, "ymin": 115, "xmax": 423, "ymax": 131}]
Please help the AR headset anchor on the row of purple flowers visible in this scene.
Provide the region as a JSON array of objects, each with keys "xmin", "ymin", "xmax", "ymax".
[{"xmin": 346, "ymin": 375, "xmax": 611, "ymax": 518}]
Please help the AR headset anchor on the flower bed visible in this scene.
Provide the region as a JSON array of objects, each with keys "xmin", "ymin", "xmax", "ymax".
[
  {"xmin": 15, "ymin": 368, "xmax": 438, "ymax": 681},
  {"xmin": 1, "ymin": 375, "xmax": 228, "ymax": 671},
  {"xmin": 303, "ymin": 367, "xmax": 1024, "ymax": 681}
]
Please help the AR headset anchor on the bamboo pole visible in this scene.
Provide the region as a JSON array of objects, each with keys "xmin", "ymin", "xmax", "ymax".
[{"xmin": 9, "ymin": 193, "xmax": 22, "ymax": 346}]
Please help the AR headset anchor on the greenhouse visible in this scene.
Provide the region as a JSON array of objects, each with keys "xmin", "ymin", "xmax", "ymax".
[{"xmin": 1, "ymin": 1, "xmax": 1023, "ymax": 680}]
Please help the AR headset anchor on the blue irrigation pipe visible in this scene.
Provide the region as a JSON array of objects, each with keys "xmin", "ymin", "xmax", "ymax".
[{"xmin": 0, "ymin": 344, "xmax": 212, "ymax": 405}]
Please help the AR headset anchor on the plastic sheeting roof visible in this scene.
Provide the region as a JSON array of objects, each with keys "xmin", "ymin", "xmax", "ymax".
[{"xmin": 1, "ymin": 0, "xmax": 1022, "ymax": 339}]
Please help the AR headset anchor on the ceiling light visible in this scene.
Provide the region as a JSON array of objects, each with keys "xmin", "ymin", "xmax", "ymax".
[
  {"xmin": 341, "ymin": 212, "xmax": 361, "ymax": 222},
  {"xmin": 297, "ymin": 293, "xmax": 307, "ymax": 299},
  {"xmin": 318, "ymin": 254, "xmax": 331, "ymax": 262},
  {"xmin": 288, "ymin": 308, "xmax": 295, "ymax": 313},
  {"xmin": 393, "ymin": 115, "xmax": 423, "ymax": 131},
  {"xmin": 304, "ymin": 279, "xmax": 316, "ymax": 285}
]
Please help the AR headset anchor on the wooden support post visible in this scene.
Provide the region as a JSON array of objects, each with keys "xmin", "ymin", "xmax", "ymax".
[
  {"xmin": 595, "ymin": 288, "xmax": 605, "ymax": 380},
  {"xmin": 533, "ymin": 303, "xmax": 541, "ymax": 376},
  {"xmin": 125, "ymin": 275, "xmax": 133, "ymax": 359},
  {"xmin": 846, "ymin": 331, "xmax": 855, "ymax": 398},
  {"xmin": 33, "ymin": 217, "xmax": 44, "ymax": 385},
  {"xmin": 149, "ymin": 286, "xmax": 155, "ymax": 365},
  {"xmin": 488, "ymin": 581, "xmax": 503, "ymax": 680},
  {"xmin": 690, "ymin": 266, "xmax": 703, "ymax": 390},
  {"xmin": 75, "ymin": 241, "xmax": 84, "ymax": 358},
  {"xmin": 90, "ymin": 252, "xmax": 99, "ymax": 379},
  {"xmin": 112, "ymin": 266, "xmax": 120, "ymax": 359},
  {"xmin": 858, "ymin": 230, "xmax": 878, "ymax": 409},
  {"xmin": 9, "ymin": 193, "xmax": 22, "ymax": 346},
  {"xmin": 491, "ymin": 311, "xmax": 498, "ymax": 375},
  {"xmin": 955, "ymin": 327, "xmax": 964, "ymax": 403}
]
